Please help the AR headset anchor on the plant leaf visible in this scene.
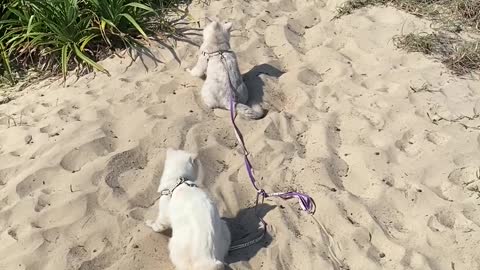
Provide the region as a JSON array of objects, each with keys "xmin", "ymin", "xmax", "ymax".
[
  {"xmin": 61, "ymin": 44, "xmax": 71, "ymax": 81},
  {"xmin": 26, "ymin": 14, "xmax": 34, "ymax": 35},
  {"xmin": 120, "ymin": 13, "xmax": 148, "ymax": 39},
  {"xmin": 125, "ymin": 2, "xmax": 156, "ymax": 14},
  {"xmin": 0, "ymin": 41, "xmax": 14, "ymax": 85},
  {"xmin": 73, "ymin": 44, "xmax": 109, "ymax": 76},
  {"xmin": 80, "ymin": 34, "xmax": 97, "ymax": 51}
]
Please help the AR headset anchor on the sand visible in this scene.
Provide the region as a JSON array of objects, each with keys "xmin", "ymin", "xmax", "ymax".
[{"xmin": 1, "ymin": 0, "xmax": 480, "ymax": 269}]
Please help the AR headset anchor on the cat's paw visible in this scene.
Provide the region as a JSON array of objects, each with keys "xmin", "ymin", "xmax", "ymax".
[
  {"xmin": 145, "ymin": 219, "xmax": 166, "ymax": 232},
  {"xmin": 187, "ymin": 68, "xmax": 203, "ymax": 78},
  {"xmin": 145, "ymin": 219, "xmax": 155, "ymax": 227}
]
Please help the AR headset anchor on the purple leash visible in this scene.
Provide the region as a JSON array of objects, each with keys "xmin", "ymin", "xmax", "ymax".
[
  {"xmin": 216, "ymin": 52, "xmax": 316, "ymax": 250},
  {"xmin": 228, "ymin": 91, "xmax": 316, "ymax": 214}
]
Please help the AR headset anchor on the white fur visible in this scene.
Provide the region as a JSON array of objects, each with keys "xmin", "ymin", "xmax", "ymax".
[
  {"xmin": 146, "ymin": 148, "xmax": 231, "ymax": 270},
  {"xmin": 188, "ymin": 21, "xmax": 265, "ymax": 119}
]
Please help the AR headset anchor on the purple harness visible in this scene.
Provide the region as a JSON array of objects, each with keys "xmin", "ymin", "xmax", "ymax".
[{"xmin": 205, "ymin": 50, "xmax": 316, "ymax": 250}]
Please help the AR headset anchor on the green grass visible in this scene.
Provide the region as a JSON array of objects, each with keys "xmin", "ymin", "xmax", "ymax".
[
  {"xmin": 0, "ymin": 0, "xmax": 185, "ymax": 86},
  {"xmin": 335, "ymin": 0, "xmax": 480, "ymax": 74}
]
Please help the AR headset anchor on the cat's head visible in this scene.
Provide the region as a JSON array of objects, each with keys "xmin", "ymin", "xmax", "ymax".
[
  {"xmin": 202, "ymin": 20, "xmax": 233, "ymax": 47},
  {"xmin": 161, "ymin": 148, "xmax": 198, "ymax": 183}
]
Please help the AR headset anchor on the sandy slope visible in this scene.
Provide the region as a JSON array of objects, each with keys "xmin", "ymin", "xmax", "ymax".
[{"xmin": 1, "ymin": 0, "xmax": 480, "ymax": 269}]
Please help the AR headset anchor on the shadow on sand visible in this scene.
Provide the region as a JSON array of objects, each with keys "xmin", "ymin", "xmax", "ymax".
[
  {"xmin": 224, "ymin": 203, "xmax": 276, "ymax": 267},
  {"xmin": 243, "ymin": 63, "xmax": 284, "ymax": 114}
]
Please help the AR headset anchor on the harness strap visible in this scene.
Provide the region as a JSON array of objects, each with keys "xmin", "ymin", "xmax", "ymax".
[
  {"xmin": 202, "ymin": 49, "xmax": 234, "ymax": 60},
  {"xmin": 160, "ymin": 177, "xmax": 197, "ymax": 197}
]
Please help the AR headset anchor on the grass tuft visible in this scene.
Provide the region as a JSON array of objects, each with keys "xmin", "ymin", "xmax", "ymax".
[
  {"xmin": 392, "ymin": 32, "xmax": 455, "ymax": 55},
  {"xmin": 337, "ymin": 0, "xmax": 480, "ymax": 29},
  {"xmin": 392, "ymin": 32, "xmax": 480, "ymax": 74},
  {"xmin": 446, "ymin": 41, "xmax": 480, "ymax": 74},
  {"xmin": 336, "ymin": 0, "xmax": 480, "ymax": 74},
  {"xmin": 336, "ymin": 0, "xmax": 387, "ymax": 17}
]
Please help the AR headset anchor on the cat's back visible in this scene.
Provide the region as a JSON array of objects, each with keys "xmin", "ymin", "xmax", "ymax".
[{"xmin": 169, "ymin": 186, "xmax": 219, "ymax": 225}]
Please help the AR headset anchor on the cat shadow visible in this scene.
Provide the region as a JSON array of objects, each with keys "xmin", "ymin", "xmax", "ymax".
[
  {"xmin": 224, "ymin": 203, "xmax": 276, "ymax": 265},
  {"xmin": 242, "ymin": 64, "xmax": 285, "ymax": 110}
]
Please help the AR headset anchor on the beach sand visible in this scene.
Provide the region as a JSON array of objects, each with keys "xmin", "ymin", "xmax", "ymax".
[{"xmin": 1, "ymin": 0, "xmax": 480, "ymax": 269}]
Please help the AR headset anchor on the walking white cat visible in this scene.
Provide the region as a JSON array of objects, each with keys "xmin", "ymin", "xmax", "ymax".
[
  {"xmin": 187, "ymin": 20, "xmax": 265, "ymax": 119},
  {"xmin": 146, "ymin": 148, "xmax": 231, "ymax": 270}
]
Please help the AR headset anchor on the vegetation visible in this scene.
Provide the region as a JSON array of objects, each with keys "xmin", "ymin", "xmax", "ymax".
[
  {"xmin": 393, "ymin": 32, "xmax": 480, "ymax": 74},
  {"xmin": 336, "ymin": 0, "xmax": 480, "ymax": 75},
  {"xmin": 0, "ymin": 0, "xmax": 185, "ymax": 85}
]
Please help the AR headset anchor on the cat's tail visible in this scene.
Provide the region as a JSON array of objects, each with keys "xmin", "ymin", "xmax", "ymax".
[{"xmin": 235, "ymin": 103, "xmax": 265, "ymax": 120}]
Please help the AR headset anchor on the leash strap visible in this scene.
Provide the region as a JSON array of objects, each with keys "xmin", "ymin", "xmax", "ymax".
[
  {"xmin": 217, "ymin": 53, "xmax": 316, "ymax": 250},
  {"xmin": 227, "ymin": 83, "xmax": 316, "ymax": 213}
]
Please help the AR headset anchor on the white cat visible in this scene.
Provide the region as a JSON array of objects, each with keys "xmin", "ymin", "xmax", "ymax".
[
  {"xmin": 187, "ymin": 20, "xmax": 265, "ymax": 119},
  {"xmin": 146, "ymin": 148, "xmax": 231, "ymax": 270}
]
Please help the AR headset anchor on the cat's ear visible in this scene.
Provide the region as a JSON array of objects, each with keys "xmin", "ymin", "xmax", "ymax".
[{"xmin": 223, "ymin": 22, "xmax": 233, "ymax": 32}]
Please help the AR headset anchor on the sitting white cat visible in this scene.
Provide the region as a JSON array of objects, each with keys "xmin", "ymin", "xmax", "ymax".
[
  {"xmin": 146, "ymin": 148, "xmax": 231, "ymax": 270},
  {"xmin": 187, "ymin": 20, "xmax": 265, "ymax": 119}
]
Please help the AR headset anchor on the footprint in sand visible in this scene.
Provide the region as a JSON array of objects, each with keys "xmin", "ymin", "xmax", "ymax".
[
  {"xmin": 370, "ymin": 205, "xmax": 409, "ymax": 239},
  {"xmin": 57, "ymin": 103, "xmax": 81, "ymax": 122},
  {"xmin": 155, "ymin": 80, "xmax": 179, "ymax": 102},
  {"xmin": 144, "ymin": 104, "xmax": 168, "ymax": 120},
  {"xmin": 264, "ymin": 22, "xmax": 304, "ymax": 58},
  {"xmin": 102, "ymin": 147, "xmax": 147, "ymax": 195},
  {"xmin": 185, "ymin": 122, "xmax": 237, "ymax": 150},
  {"xmin": 428, "ymin": 208, "xmax": 478, "ymax": 233},
  {"xmin": 66, "ymin": 245, "xmax": 89, "ymax": 270},
  {"xmin": 39, "ymin": 125, "xmax": 61, "ymax": 138},
  {"xmin": 34, "ymin": 193, "xmax": 50, "ymax": 212},
  {"xmin": 425, "ymin": 131, "xmax": 450, "ymax": 146},
  {"xmin": 60, "ymin": 137, "xmax": 116, "ymax": 173},
  {"xmin": 477, "ymin": 133, "xmax": 480, "ymax": 149},
  {"xmin": 395, "ymin": 130, "xmax": 423, "ymax": 156},
  {"xmin": 356, "ymin": 109, "xmax": 386, "ymax": 131},
  {"xmin": 297, "ymin": 68, "xmax": 323, "ymax": 86},
  {"xmin": 0, "ymin": 166, "xmax": 19, "ymax": 187},
  {"xmin": 16, "ymin": 167, "xmax": 59, "ymax": 198},
  {"xmin": 7, "ymin": 227, "xmax": 18, "ymax": 241},
  {"xmin": 287, "ymin": 8, "xmax": 320, "ymax": 32},
  {"xmin": 402, "ymin": 250, "xmax": 433, "ymax": 270},
  {"xmin": 20, "ymin": 103, "xmax": 48, "ymax": 123},
  {"xmin": 85, "ymin": 89, "xmax": 99, "ymax": 98},
  {"xmin": 447, "ymin": 166, "xmax": 480, "ymax": 198},
  {"xmin": 428, "ymin": 208, "xmax": 456, "ymax": 231},
  {"xmin": 462, "ymin": 206, "xmax": 480, "ymax": 228}
]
